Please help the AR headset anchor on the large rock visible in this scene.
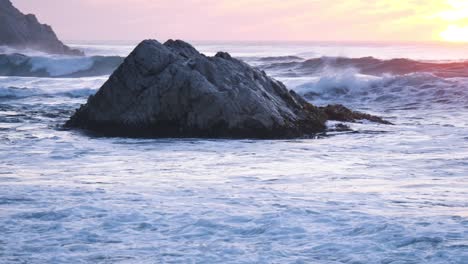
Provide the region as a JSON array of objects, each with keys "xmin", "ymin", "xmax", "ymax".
[
  {"xmin": 66, "ymin": 39, "xmax": 329, "ymax": 139},
  {"xmin": 0, "ymin": 0, "xmax": 83, "ymax": 56}
]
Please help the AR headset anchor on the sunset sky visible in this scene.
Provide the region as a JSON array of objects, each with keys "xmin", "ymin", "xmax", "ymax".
[{"xmin": 12, "ymin": 0, "xmax": 468, "ymax": 43}]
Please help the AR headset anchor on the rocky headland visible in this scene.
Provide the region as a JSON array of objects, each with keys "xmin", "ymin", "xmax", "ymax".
[{"xmin": 0, "ymin": 0, "xmax": 83, "ymax": 56}]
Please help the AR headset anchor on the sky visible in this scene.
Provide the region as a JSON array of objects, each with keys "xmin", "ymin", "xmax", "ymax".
[{"xmin": 12, "ymin": 0, "xmax": 468, "ymax": 43}]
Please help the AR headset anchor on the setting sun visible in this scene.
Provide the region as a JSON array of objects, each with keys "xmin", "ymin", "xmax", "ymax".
[
  {"xmin": 440, "ymin": 25, "xmax": 468, "ymax": 42},
  {"xmin": 437, "ymin": 0, "xmax": 468, "ymax": 42},
  {"xmin": 9, "ymin": 0, "xmax": 468, "ymax": 43}
]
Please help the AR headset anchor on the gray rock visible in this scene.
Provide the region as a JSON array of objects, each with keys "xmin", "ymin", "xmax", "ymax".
[
  {"xmin": 66, "ymin": 39, "xmax": 328, "ymax": 139},
  {"xmin": 321, "ymin": 104, "xmax": 393, "ymax": 125},
  {"xmin": 0, "ymin": 0, "xmax": 83, "ymax": 56}
]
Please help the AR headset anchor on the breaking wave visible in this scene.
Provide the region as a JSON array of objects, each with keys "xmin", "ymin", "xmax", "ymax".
[
  {"xmin": 0, "ymin": 53, "xmax": 123, "ymax": 78},
  {"xmin": 282, "ymin": 70, "xmax": 468, "ymax": 109},
  {"xmin": 259, "ymin": 56, "xmax": 468, "ymax": 78},
  {"xmin": 0, "ymin": 76, "xmax": 106, "ymax": 100},
  {"xmin": 1, "ymin": 51, "xmax": 467, "ymax": 110},
  {"xmin": 247, "ymin": 55, "xmax": 468, "ymax": 109},
  {"xmin": 0, "ymin": 86, "xmax": 96, "ymax": 99}
]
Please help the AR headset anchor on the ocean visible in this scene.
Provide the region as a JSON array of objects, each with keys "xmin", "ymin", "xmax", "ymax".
[{"xmin": 0, "ymin": 41, "xmax": 467, "ymax": 263}]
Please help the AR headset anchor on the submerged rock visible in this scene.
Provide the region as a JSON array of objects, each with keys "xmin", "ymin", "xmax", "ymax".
[
  {"xmin": 321, "ymin": 104, "xmax": 393, "ymax": 125},
  {"xmin": 0, "ymin": 0, "xmax": 83, "ymax": 56},
  {"xmin": 66, "ymin": 39, "xmax": 329, "ymax": 138}
]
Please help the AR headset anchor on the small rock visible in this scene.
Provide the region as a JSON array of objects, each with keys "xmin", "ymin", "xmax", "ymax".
[{"xmin": 321, "ymin": 104, "xmax": 392, "ymax": 125}]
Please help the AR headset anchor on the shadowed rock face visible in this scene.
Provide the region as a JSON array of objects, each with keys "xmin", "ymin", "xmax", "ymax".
[
  {"xmin": 66, "ymin": 39, "xmax": 329, "ymax": 139},
  {"xmin": 0, "ymin": 0, "xmax": 83, "ymax": 56}
]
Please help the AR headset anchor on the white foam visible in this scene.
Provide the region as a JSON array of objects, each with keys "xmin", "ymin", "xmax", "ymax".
[
  {"xmin": 279, "ymin": 69, "xmax": 468, "ymax": 110},
  {"xmin": 28, "ymin": 56, "xmax": 95, "ymax": 76},
  {"xmin": 0, "ymin": 76, "xmax": 106, "ymax": 98},
  {"xmin": 1, "ymin": 42, "xmax": 468, "ymax": 264},
  {"xmin": 0, "ymin": 45, "xmax": 51, "ymax": 56}
]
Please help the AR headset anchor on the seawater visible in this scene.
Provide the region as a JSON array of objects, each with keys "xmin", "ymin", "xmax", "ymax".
[{"xmin": 0, "ymin": 42, "xmax": 467, "ymax": 263}]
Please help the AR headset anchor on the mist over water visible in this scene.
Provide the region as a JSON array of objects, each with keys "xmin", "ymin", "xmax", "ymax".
[{"xmin": 1, "ymin": 42, "xmax": 467, "ymax": 263}]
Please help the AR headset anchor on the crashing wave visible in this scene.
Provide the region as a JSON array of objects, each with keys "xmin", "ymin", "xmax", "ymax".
[
  {"xmin": 260, "ymin": 56, "xmax": 468, "ymax": 78},
  {"xmin": 0, "ymin": 86, "xmax": 96, "ymax": 99},
  {"xmin": 255, "ymin": 55, "xmax": 304, "ymax": 63},
  {"xmin": 281, "ymin": 70, "xmax": 468, "ymax": 109},
  {"xmin": 0, "ymin": 76, "xmax": 105, "ymax": 99},
  {"xmin": 0, "ymin": 53, "xmax": 123, "ymax": 77}
]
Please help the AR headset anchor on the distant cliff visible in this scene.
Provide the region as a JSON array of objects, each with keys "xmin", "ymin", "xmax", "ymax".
[{"xmin": 0, "ymin": 0, "xmax": 83, "ymax": 55}]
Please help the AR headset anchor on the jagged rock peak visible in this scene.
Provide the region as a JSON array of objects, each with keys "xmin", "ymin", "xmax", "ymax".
[
  {"xmin": 66, "ymin": 39, "xmax": 328, "ymax": 138},
  {"xmin": 163, "ymin": 39, "xmax": 200, "ymax": 58}
]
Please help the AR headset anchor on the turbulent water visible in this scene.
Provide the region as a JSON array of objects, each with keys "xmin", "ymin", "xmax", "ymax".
[{"xmin": 1, "ymin": 42, "xmax": 467, "ymax": 263}]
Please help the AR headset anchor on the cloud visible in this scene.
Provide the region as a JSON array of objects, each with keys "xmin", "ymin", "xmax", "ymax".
[{"xmin": 11, "ymin": 0, "xmax": 461, "ymax": 42}]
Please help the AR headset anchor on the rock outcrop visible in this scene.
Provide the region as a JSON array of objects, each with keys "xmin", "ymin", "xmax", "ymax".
[
  {"xmin": 66, "ymin": 39, "xmax": 391, "ymax": 138},
  {"xmin": 321, "ymin": 104, "xmax": 393, "ymax": 125},
  {"xmin": 0, "ymin": 0, "xmax": 83, "ymax": 56},
  {"xmin": 66, "ymin": 39, "xmax": 329, "ymax": 138}
]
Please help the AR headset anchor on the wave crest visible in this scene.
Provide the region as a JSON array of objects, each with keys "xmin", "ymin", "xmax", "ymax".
[
  {"xmin": 283, "ymin": 71, "xmax": 468, "ymax": 108},
  {"xmin": 0, "ymin": 53, "xmax": 123, "ymax": 78},
  {"xmin": 261, "ymin": 56, "xmax": 468, "ymax": 78},
  {"xmin": 0, "ymin": 86, "xmax": 96, "ymax": 99}
]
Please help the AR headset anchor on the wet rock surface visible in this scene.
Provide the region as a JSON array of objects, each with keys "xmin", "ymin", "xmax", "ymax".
[
  {"xmin": 321, "ymin": 104, "xmax": 393, "ymax": 125},
  {"xmin": 67, "ymin": 40, "xmax": 329, "ymax": 139},
  {"xmin": 67, "ymin": 40, "xmax": 391, "ymax": 138}
]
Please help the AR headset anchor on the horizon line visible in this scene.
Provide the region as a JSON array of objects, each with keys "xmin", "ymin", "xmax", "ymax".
[{"xmin": 65, "ymin": 39, "xmax": 468, "ymax": 46}]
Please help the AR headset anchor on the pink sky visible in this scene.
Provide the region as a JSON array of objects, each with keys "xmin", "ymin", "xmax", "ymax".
[{"xmin": 11, "ymin": 0, "xmax": 467, "ymax": 42}]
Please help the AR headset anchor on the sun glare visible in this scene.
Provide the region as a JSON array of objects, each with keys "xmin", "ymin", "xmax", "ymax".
[
  {"xmin": 438, "ymin": 0, "xmax": 468, "ymax": 42},
  {"xmin": 440, "ymin": 25, "xmax": 468, "ymax": 42}
]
